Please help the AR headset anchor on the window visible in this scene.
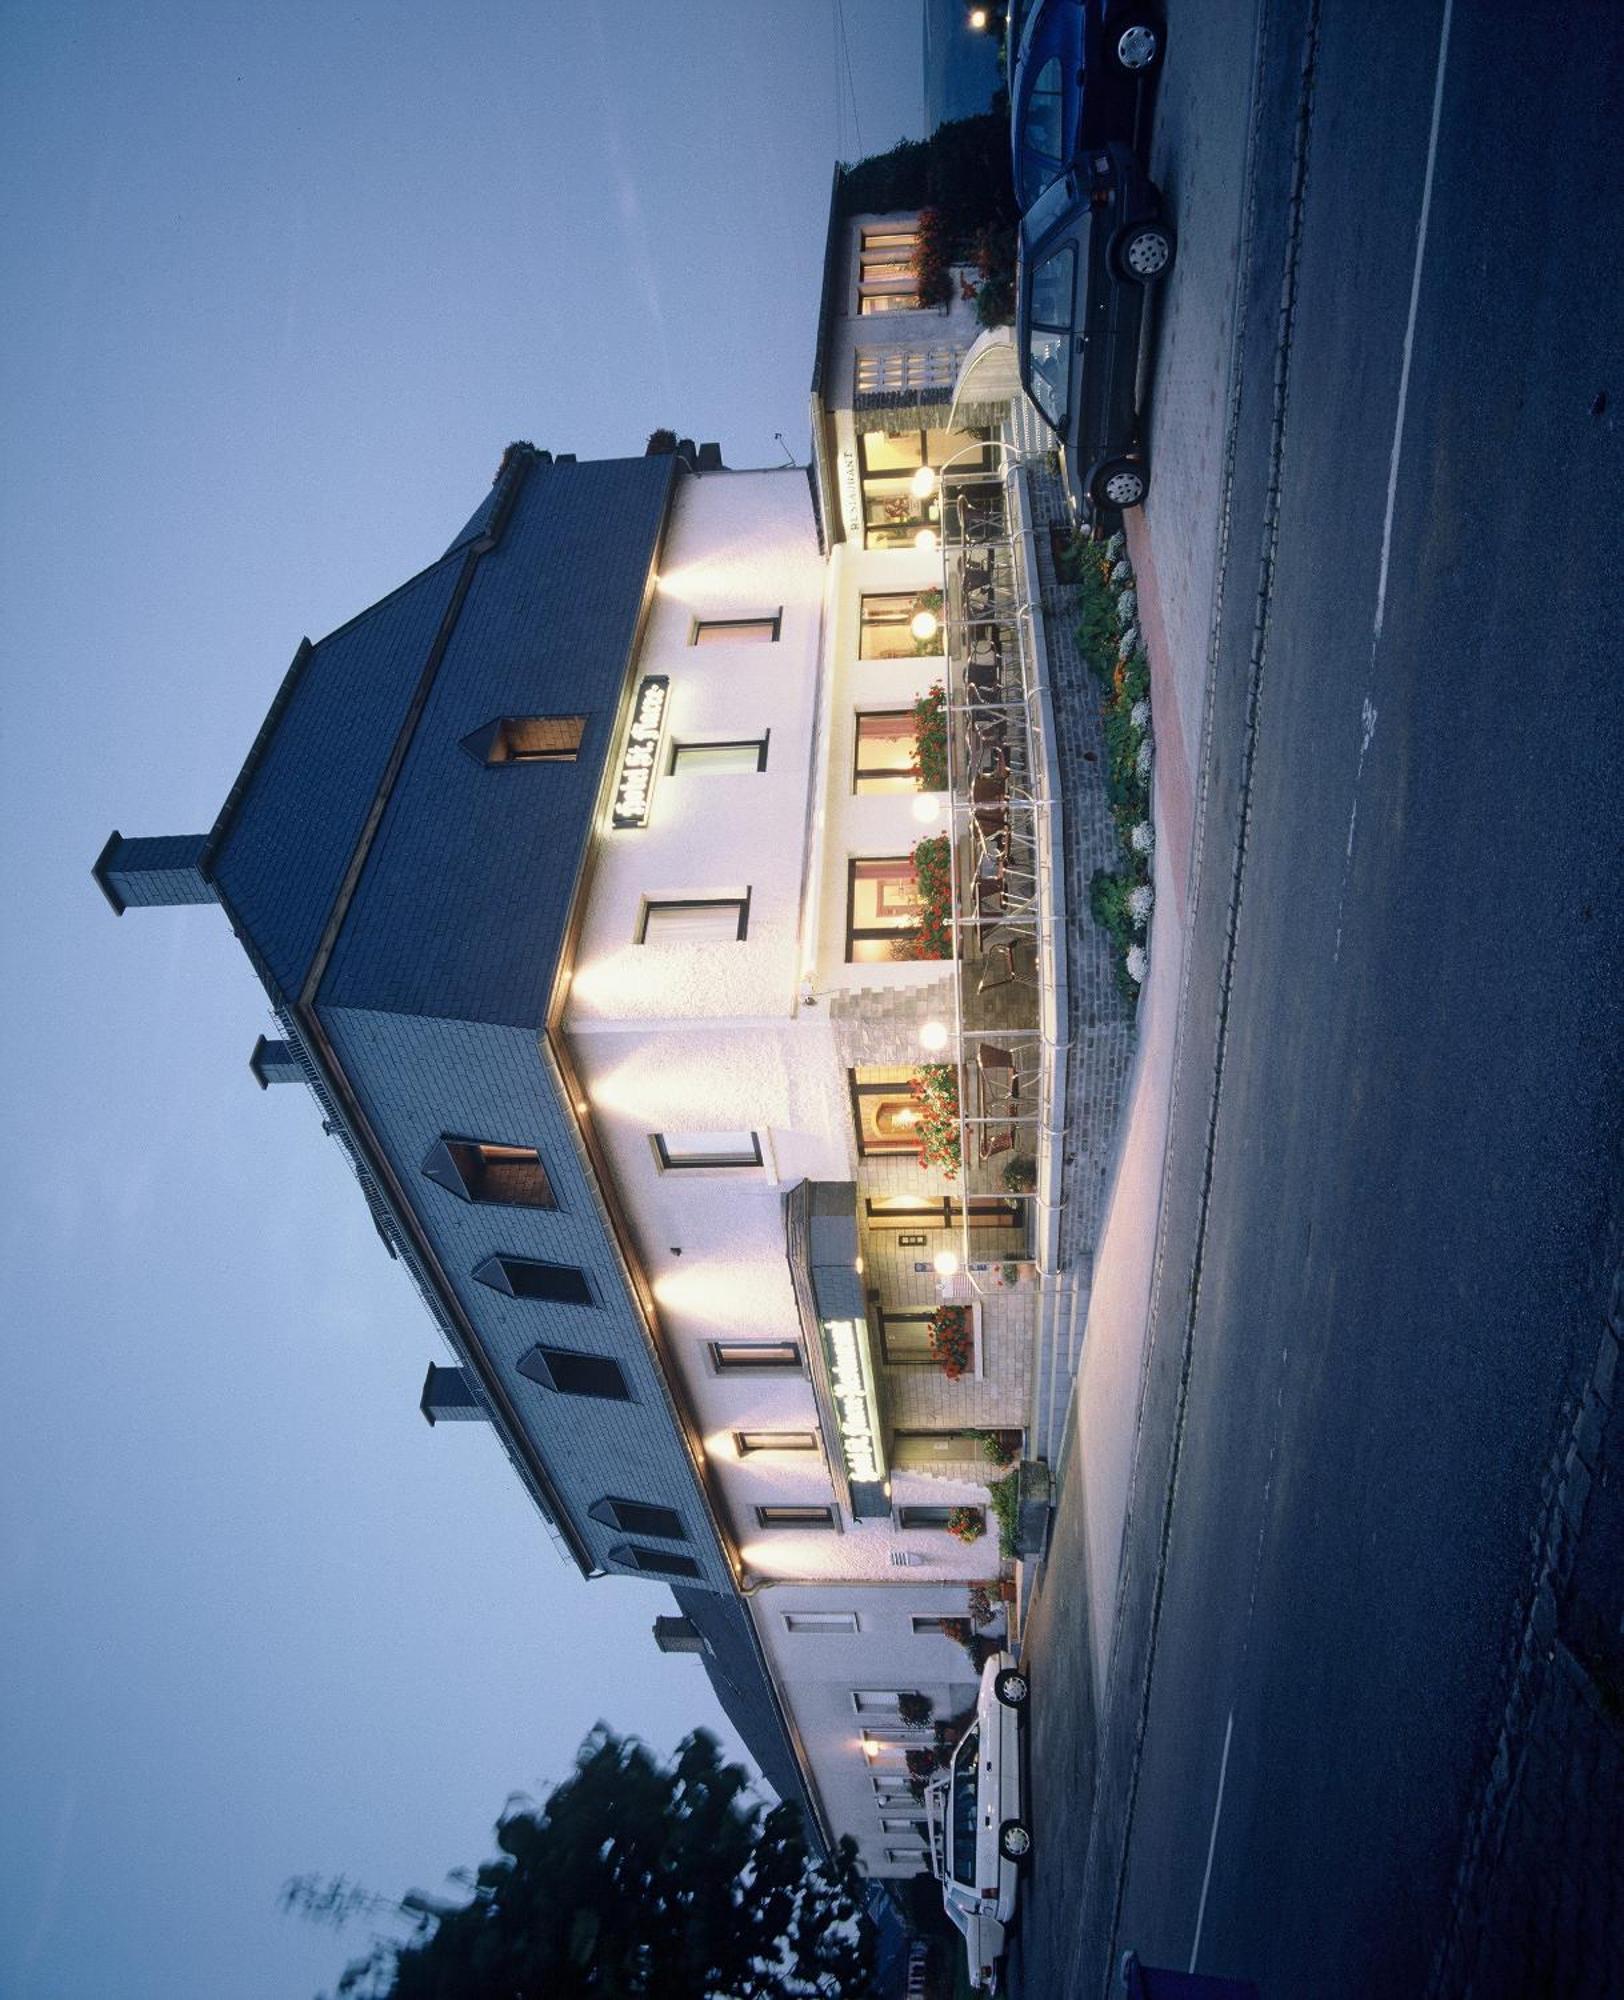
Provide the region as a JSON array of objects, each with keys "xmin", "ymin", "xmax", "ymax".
[
  {"xmin": 711, "ymin": 1340, "xmax": 801, "ymax": 1372},
  {"xmin": 422, "ymin": 1138, "xmax": 554, "ymax": 1209},
  {"xmin": 736, "ymin": 1431, "xmax": 819, "ymax": 1455},
  {"xmin": 639, "ymin": 896, "xmax": 749, "ymax": 943},
  {"xmin": 655, "ymin": 1132, "xmax": 763, "ymax": 1170},
  {"xmin": 461, "ymin": 715, "xmax": 585, "ymax": 764},
  {"xmin": 859, "ymin": 592, "xmax": 941, "ymax": 661},
  {"xmin": 1017, "ymin": 57, "xmax": 1065, "ymax": 209},
  {"xmin": 865, "ymin": 1195, "xmax": 1023, "ymax": 1231},
  {"xmin": 756, "ymin": 1504, "xmax": 837, "ymax": 1529},
  {"xmin": 886, "ymin": 1848, "xmax": 928, "ymax": 1866},
  {"xmin": 611, "ymin": 1544, "xmax": 702, "ymax": 1579},
  {"xmin": 852, "ymin": 1690, "xmax": 903, "ymax": 1714},
  {"xmin": 862, "ymin": 1732, "xmax": 907, "ymax": 1758},
  {"xmin": 1024, "ymin": 245, "xmax": 1076, "ymax": 431},
  {"xmin": 950, "ymin": 1730, "xmax": 980, "ymax": 1888},
  {"xmin": 858, "ymin": 425, "xmax": 992, "ymax": 550},
  {"xmin": 854, "ymin": 346, "xmax": 966, "ymax": 397},
  {"xmin": 873, "ymin": 1777, "xmax": 915, "ymax": 1802},
  {"xmin": 785, "ymin": 1611, "xmax": 859, "ymax": 1634},
  {"xmin": 475, "ymin": 1257, "xmax": 593, "ymax": 1306},
  {"xmin": 911, "ymin": 1615, "xmax": 967, "ymax": 1637},
  {"xmin": 853, "ymin": 713, "xmax": 920, "ymax": 795},
  {"xmin": 517, "ymin": 1346, "xmax": 630, "ymax": 1401},
  {"xmin": 847, "ymin": 857, "xmax": 923, "ymax": 963},
  {"xmin": 850, "ymin": 1066, "xmax": 926, "ymax": 1157},
  {"xmin": 590, "ymin": 1497, "xmax": 686, "ymax": 1540},
  {"xmin": 881, "ymin": 1816, "xmax": 930, "ymax": 1836},
  {"xmin": 899, "ymin": 1506, "xmax": 982, "ymax": 1533},
  {"xmin": 857, "ymin": 224, "xmax": 921, "ymax": 314},
  {"xmin": 877, "ymin": 1310, "xmax": 936, "ymax": 1367},
  {"xmin": 671, "ymin": 738, "xmax": 769, "ymax": 776},
  {"xmin": 692, "ymin": 614, "xmax": 780, "ymax": 645}
]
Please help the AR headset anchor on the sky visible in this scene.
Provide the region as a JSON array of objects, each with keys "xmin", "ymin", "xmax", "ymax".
[{"xmin": 0, "ymin": 4, "xmax": 934, "ymax": 1994}]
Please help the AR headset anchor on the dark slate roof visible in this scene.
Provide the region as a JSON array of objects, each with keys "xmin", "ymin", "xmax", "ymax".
[
  {"xmin": 808, "ymin": 165, "xmax": 846, "ymax": 400},
  {"xmin": 671, "ymin": 1585, "xmax": 826, "ymax": 1850},
  {"xmin": 206, "ymin": 448, "xmax": 676, "ymax": 1017}
]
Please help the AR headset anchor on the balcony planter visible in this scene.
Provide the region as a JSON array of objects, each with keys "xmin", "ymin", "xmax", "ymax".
[
  {"xmin": 910, "ymin": 1063, "xmax": 962, "ymax": 1175},
  {"xmin": 928, "ymin": 1303, "xmax": 974, "ymax": 1379},
  {"xmin": 903, "ymin": 834, "xmax": 953, "ymax": 961},
  {"xmin": 912, "ymin": 681, "xmax": 948, "ymax": 789}
]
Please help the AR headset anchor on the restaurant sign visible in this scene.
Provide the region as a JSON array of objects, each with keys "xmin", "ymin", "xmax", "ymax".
[
  {"xmin": 820, "ymin": 1315, "xmax": 886, "ymax": 1494},
  {"xmin": 610, "ymin": 675, "xmax": 669, "ymax": 829}
]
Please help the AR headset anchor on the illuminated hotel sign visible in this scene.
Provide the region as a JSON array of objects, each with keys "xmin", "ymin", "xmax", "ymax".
[
  {"xmin": 821, "ymin": 1316, "xmax": 885, "ymax": 1491},
  {"xmin": 610, "ymin": 675, "xmax": 669, "ymax": 829}
]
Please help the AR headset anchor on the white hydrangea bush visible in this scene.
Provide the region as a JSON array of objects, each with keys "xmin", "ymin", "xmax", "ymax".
[
  {"xmin": 1136, "ymin": 739, "xmax": 1153, "ymax": 779},
  {"xmin": 1110, "ymin": 558, "xmax": 1132, "ymax": 587},
  {"xmin": 1116, "ymin": 588, "xmax": 1137, "ymax": 624},
  {"xmin": 1131, "ymin": 820, "xmax": 1154, "ymax": 855},
  {"xmin": 1128, "ymin": 883, "xmax": 1153, "ymax": 929},
  {"xmin": 1130, "ymin": 698, "xmax": 1151, "ymax": 732},
  {"xmin": 1126, "ymin": 944, "xmax": 1148, "ymax": 984},
  {"xmin": 1117, "ymin": 625, "xmax": 1140, "ymax": 660}
]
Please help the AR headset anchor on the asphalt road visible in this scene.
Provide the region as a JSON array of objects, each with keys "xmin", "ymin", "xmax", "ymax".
[{"xmin": 1014, "ymin": 1, "xmax": 1624, "ymax": 1995}]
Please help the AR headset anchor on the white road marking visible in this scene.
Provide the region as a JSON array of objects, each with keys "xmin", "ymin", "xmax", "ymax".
[
  {"xmin": 1190, "ymin": 1711, "xmax": 1236, "ymax": 1972},
  {"xmin": 1334, "ymin": 698, "xmax": 1379, "ymax": 961},
  {"xmin": 1374, "ymin": 0, "xmax": 1455, "ymax": 639}
]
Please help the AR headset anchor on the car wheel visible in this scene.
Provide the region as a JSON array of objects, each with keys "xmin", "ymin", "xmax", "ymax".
[
  {"xmin": 994, "ymin": 1667, "xmax": 1030, "ymax": 1708},
  {"xmin": 1093, "ymin": 460, "xmax": 1149, "ymax": 509},
  {"xmin": 999, "ymin": 1818, "xmax": 1033, "ymax": 1863},
  {"xmin": 1118, "ymin": 223, "xmax": 1175, "ymax": 281},
  {"xmin": 1113, "ymin": 18, "xmax": 1161, "ymax": 72}
]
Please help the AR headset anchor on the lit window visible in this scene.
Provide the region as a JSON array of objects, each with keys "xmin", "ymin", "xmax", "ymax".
[
  {"xmin": 671, "ymin": 738, "xmax": 769, "ymax": 776},
  {"xmin": 857, "ymin": 225, "xmax": 921, "ymax": 314},
  {"xmin": 692, "ymin": 615, "xmax": 781, "ymax": 645},
  {"xmin": 711, "ymin": 1340, "xmax": 801, "ymax": 1373},
  {"xmin": 422, "ymin": 1138, "xmax": 554, "ymax": 1209},
  {"xmin": 590, "ymin": 1497, "xmax": 686, "ymax": 1540},
  {"xmin": 877, "ymin": 1311, "xmax": 936, "ymax": 1367},
  {"xmin": 461, "ymin": 716, "xmax": 585, "ymax": 764},
  {"xmin": 475, "ymin": 1257, "xmax": 593, "ymax": 1306},
  {"xmin": 854, "ymin": 347, "xmax": 967, "ymax": 397},
  {"xmin": 858, "ymin": 426, "xmax": 992, "ymax": 550},
  {"xmin": 516, "ymin": 1346, "xmax": 630, "ymax": 1401},
  {"xmin": 847, "ymin": 857, "xmax": 924, "ymax": 963},
  {"xmin": 736, "ymin": 1431, "xmax": 819, "ymax": 1455},
  {"xmin": 756, "ymin": 1504, "xmax": 837, "ymax": 1529},
  {"xmin": 785, "ymin": 1611, "xmax": 859, "ymax": 1634},
  {"xmin": 655, "ymin": 1133, "xmax": 763, "ymax": 1171},
  {"xmin": 859, "ymin": 593, "xmax": 941, "ymax": 661},
  {"xmin": 850, "ymin": 1066, "xmax": 927, "ymax": 1158},
  {"xmin": 639, "ymin": 897, "xmax": 749, "ymax": 943},
  {"xmin": 854, "ymin": 712, "xmax": 920, "ymax": 794}
]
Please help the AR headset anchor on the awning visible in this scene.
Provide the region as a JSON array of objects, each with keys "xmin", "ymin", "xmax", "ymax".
[
  {"xmin": 947, "ymin": 327, "xmax": 1022, "ymax": 433},
  {"xmin": 783, "ymin": 1182, "xmax": 891, "ymax": 1519}
]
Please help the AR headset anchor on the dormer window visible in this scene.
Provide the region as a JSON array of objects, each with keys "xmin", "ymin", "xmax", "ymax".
[
  {"xmin": 422, "ymin": 1138, "xmax": 555, "ymax": 1208},
  {"xmin": 461, "ymin": 716, "xmax": 585, "ymax": 764}
]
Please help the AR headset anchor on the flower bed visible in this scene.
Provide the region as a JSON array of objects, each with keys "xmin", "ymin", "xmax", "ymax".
[
  {"xmin": 1069, "ymin": 529, "xmax": 1156, "ymax": 1001},
  {"xmin": 910, "ymin": 207, "xmax": 954, "ymax": 307},
  {"xmin": 928, "ymin": 1303, "xmax": 973, "ymax": 1377}
]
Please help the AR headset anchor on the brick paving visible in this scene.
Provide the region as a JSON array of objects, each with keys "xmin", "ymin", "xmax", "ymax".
[{"xmin": 1428, "ymin": 1256, "xmax": 1624, "ymax": 2000}]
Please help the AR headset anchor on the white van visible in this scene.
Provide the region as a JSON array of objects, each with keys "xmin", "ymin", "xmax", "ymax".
[{"xmin": 924, "ymin": 1650, "xmax": 1031, "ymax": 1990}]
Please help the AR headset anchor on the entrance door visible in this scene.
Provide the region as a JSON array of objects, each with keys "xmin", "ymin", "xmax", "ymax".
[{"xmin": 891, "ymin": 1429, "xmax": 981, "ymax": 1472}]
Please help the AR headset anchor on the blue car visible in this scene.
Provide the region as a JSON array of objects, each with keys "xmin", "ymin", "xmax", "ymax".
[{"xmin": 1010, "ymin": 0, "xmax": 1163, "ymax": 215}]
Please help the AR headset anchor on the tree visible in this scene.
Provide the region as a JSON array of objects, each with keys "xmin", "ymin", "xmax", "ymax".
[{"xmin": 293, "ymin": 1727, "xmax": 876, "ymax": 2000}]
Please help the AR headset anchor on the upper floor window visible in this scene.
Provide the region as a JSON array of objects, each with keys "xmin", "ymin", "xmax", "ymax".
[
  {"xmin": 876, "ymin": 1309, "xmax": 936, "ymax": 1368},
  {"xmin": 611, "ymin": 1543, "xmax": 702, "ymax": 1579},
  {"xmin": 655, "ymin": 1132, "xmax": 763, "ymax": 1171},
  {"xmin": 475, "ymin": 1257, "xmax": 593, "ymax": 1306},
  {"xmin": 639, "ymin": 896, "xmax": 750, "ymax": 944},
  {"xmin": 671, "ymin": 738, "xmax": 769, "ymax": 776},
  {"xmin": 847, "ymin": 857, "xmax": 925, "ymax": 963},
  {"xmin": 860, "ymin": 593, "xmax": 942, "ymax": 661},
  {"xmin": 461, "ymin": 715, "xmax": 585, "ymax": 765},
  {"xmin": 736, "ymin": 1430, "xmax": 819, "ymax": 1455},
  {"xmin": 711, "ymin": 1339, "xmax": 801, "ymax": 1372},
  {"xmin": 590, "ymin": 1497, "xmax": 686, "ymax": 1540},
  {"xmin": 857, "ymin": 225, "xmax": 921, "ymax": 314},
  {"xmin": 756, "ymin": 1504, "xmax": 837, "ymax": 1529},
  {"xmin": 785, "ymin": 1611, "xmax": 858, "ymax": 1634},
  {"xmin": 853, "ymin": 713, "xmax": 920, "ymax": 794},
  {"xmin": 517, "ymin": 1345, "xmax": 630, "ymax": 1401},
  {"xmin": 422, "ymin": 1138, "xmax": 554, "ymax": 1209},
  {"xmin": 692, "ymin": 614, "xmax": 780, "ymax": 645}
]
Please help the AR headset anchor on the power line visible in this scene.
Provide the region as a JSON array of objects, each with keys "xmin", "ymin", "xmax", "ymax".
[{"xmin": 832, "ymin": 0, "xmax": 864, "ymax": 160}]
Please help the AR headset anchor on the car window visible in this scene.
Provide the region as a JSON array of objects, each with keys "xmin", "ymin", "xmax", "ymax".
[
  {"xmin": 1017, "ymin": 59, "xmax": 1064, "ymax": 208},
  {"xmin": 1025, "ymin": 329, "xmax": 1070, "ymax": 429},
  {"xmin": 1030, "ymin": 243, "xmax": 1074, "ymax": 329},
  {"xmin": 950, "ymin": 1728, "xmax": 980, "ymax": 1887}
]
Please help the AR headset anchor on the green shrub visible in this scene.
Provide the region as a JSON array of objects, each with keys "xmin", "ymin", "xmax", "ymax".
[{"xmin": 988, "ymin": 1469, "xmax": 1020, "ymax": 1559}]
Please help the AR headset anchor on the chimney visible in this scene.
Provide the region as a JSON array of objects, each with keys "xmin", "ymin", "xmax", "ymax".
[
  {"xmin": 653, "ymin": 1616, "xmax": 705, "ymax": 1655},
  {"xmin": 92, "ymin": 832, "xmax": 216, "ymax": 916},
  {"xmin": 248, "ymin": 1037, "xmax": 302, "ymax": 1089},
  {"xmin": 695, "ymin": 442, "xmax": 724, "ymax": 472},
  {"xmin": 419, "ymin": 1364, "xmax": 488, "ymax": 1425}
]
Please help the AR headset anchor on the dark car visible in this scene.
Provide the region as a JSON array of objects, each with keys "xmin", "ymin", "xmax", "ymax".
[
  {"xmin": 1010, "ymin": 0, "xmax": 1163, "ymax": 215},
  {"xmin": 1016, "ymin": 142, "xmax": 1175, "ymax": 521}
]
